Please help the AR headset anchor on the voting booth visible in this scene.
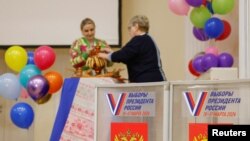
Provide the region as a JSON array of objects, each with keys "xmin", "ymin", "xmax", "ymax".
[
  {"xmin": 50, "ymin": 78, "xmax": 169, "ymax": 141},
  {"xmin": 50, "ymin": 78, "xmax": 250, "ymax": 141},
  {"xmin": 169, "ymin": 79, "xmax": 250, "ymax": 141}
]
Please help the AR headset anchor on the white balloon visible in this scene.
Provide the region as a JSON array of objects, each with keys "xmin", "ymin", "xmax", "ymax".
[{"xmin": 0, "ymin": 73, "xmax": 21, "ymax": 100}]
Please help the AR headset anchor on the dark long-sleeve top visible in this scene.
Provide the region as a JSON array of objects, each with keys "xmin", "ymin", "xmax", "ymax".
[{"xmin": 111, "ymin": 34, "xmax": 166, "ymax": 83}]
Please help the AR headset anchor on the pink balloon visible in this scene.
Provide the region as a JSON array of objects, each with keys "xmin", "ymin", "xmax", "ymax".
[
  {"xmin": 34, "ymin": 46, "xmax": 56, "ymax": 70},
  {"xmin": 20, "ymin": 87, "xmax": 29, "ymax": 99},
  {"xmin": 17, "ymin": 74, "xmax": 29, "ymax": 99},
  {"xmin": 168, "ymin": 0, "xmax": 190, "ymax": 16},
  {"xmin": 205, "ymin": 46, "xmax": 219, "ymax": 56}
]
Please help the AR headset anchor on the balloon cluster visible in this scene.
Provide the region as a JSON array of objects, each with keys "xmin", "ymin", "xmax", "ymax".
[
  {"xmin": 0, "ymin": 45, "xmax": 64, "ymax": 129},
  {"xmin": 189, "ymin": 49, "xmax": 234, "ymax": 77},
  {"xmin": 168, "ymin": 0, "xmax": 235, "ymax": 77}
]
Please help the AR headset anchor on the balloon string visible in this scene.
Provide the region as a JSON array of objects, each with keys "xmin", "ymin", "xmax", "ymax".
[{"xmin": 208, "ymin": 39, "xmax": 216, "ymax": 46}]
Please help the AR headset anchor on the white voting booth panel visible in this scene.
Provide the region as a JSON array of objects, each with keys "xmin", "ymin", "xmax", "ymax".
[
  {"xmin": 169, "ymin": 79, "xmax": 250, "ymax": 141},
  {"xmin": 95, "ymin": 82, "xmax": 169, "ymax": 141}
]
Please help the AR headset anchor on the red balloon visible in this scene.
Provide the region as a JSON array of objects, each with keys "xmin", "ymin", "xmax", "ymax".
[
  {"xmin": 216, "ymin": 20, "xmax": 231, "ymax": 41},
  {"xmin": 34, "ymin": 46, "xmax": 56, "ymax": 70},
  {"xmin": 188, "ymin": 59, "xmax": 201, "ymax": 77},
  {"xmin": 202, "ymin": 0, "xmax": 207, "ymax": 6}
]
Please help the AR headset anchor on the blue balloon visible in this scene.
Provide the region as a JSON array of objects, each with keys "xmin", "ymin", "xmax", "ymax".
[
  {"xmin": 206, "ymin": 1, "xmax": 214, "ymax": 14},
  {"xmin": 10, "ymin": 102, "xmax": 34, "ymax": 129},
  {"xmin": 204, "ymin": 17, "xmax": 224, "ymax": 38},
  {"xmin": 27, "ymin": 51, "xmax": 35, "ymax": 65}
]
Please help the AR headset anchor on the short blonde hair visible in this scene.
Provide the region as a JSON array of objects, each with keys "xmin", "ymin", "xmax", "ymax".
[
  {"xmin": 128, "ymin": 15, "xmax": 149, "ymax": 32},
  {"xmin": 80, "ymin": 18, "xmax": 95, "ymax": 30}
]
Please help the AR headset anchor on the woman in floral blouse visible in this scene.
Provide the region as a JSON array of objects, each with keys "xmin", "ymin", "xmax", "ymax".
[{"xmin": 69, "ymin": 18, "xmax": 111, "ymax": 74}]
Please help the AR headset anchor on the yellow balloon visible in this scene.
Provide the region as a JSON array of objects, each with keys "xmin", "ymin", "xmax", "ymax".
[{"xmin": 5, "ymin": 45, "xmax": 28, "ymax": 72}]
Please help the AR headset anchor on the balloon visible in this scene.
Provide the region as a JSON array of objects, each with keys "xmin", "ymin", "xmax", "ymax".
[
  {"xmin": 212, "ymin": 0, "xmax": 234, "ymax": 15},
  {"xmin": 27, "ymin": 51, "xmax": 35, "ymax": 65},
  {"xmin": 10, "ymin": 102, "xmax": 34, "ymax": 129},
  {"xmin": 190, "ymin": 6, "xmax": 211, "ymax": 28},
  {"xmin": 216, "ymin": 20, "xmax": 231, "ymax": 41},
  {"xmin": 192, "ymin": 55, "xmax": 206, "ymax": 73},
  {"xmin": 206, "ymin": 1, "xmax": 214, "ymax": 14},
  {"xmin": 218, "ymin": 53, "xmax": 234, "ymax": 67},
  {"xmin": 36, "ymin": 93, "xmax": 52, "ymax": 104},
  {"xmin": 192, "ymin": 27, "xmax": 209, "ymax": 41},
  {"xmin": 185, "ymin": 0, "xmax": 203, "ymax": 7},
  {"xmin": 204, "ymin": 17, "xmax": 224, "ymax": 38},
  {"xmin": 4, "ymin": 45, "xmax": 28, "ymax": 72},
  {"xmin": 188, "ymin": 59, "xmax": 201, "ymax": 77},
  {"xmin": 202, "ymin": 0, "xmax": 207, "ymax": 6},
  {"xmin": 201, "ymin": 53, "xmax": 219, "ymax": 71},
  {"xmin": 19, "ymin": 64, "xmax": 42, "ymax": 88},
  {"xmin": 20, "ymin": 87, "xmax": 29, "ymax": 99},
  {"xmin": 34, "ymin": 46, "xmax": 56, "ymax": 70},
  {"xmin": 44, "ymin": 71, "xmax": 63, "ymax": 94},
  {"xmin": 27, "ymin": 75, "xmax": 49, "ymax": 101},
  {"xmin": 0, "ymin": 73, "xmax": 21, "ymax": 100},
  {"xmin": 168, "ymin": 0, "xmax": 190, "ymax": 16},
  {"xmin": 205, "ymin": 46, "xmax": 219, "ymax": 56}
]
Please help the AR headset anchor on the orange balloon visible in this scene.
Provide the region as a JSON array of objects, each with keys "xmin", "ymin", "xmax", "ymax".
[{"xmin": 44, "ymin": 71, "xmax": 63, "ymax": 94}]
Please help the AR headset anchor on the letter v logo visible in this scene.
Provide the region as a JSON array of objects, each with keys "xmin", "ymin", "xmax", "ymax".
[
  {"xmin": 183, "ymin": 91, "xmax": 208, "ymax": 116},
  {"xmin": 106, "ymin": 93, "xmax": 127, "ymax": 115}
]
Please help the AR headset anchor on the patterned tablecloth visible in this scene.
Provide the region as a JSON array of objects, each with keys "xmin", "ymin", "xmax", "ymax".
[{"xmin": 50, "ymin": 77, "xmax": 116, "ymax": 141}]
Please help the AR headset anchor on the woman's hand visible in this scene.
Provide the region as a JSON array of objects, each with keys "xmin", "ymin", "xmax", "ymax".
[
  {"xmin": 100, "ymin": 47, "xmax": 113, "ymax": 53},
  {"xmin": 98, "ymin": 52, "xmax": 109, "ymax": 60}
]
